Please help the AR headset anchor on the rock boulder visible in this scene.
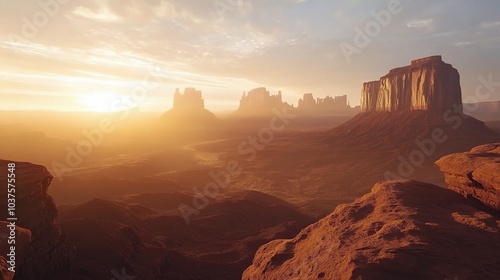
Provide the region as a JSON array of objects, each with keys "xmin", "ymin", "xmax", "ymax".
[{"xmin": 436, "ymin": 143, "xmax": 500, "ymax": 212}]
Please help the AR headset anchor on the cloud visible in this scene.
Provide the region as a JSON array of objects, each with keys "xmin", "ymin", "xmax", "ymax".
[
  {"xmin": 481, "ymin": 21, "xmax": 500, "ymax": 29},
  {"xmin": 454, "ymin": 41, "xmax": 475, "ymax": 47},
  {"xmin": 72, "ymin": 6, "xmax": 121, "ymax": 22},
  {"xmin": 406, "ymin": 18, "xmax": 435, "ymax": 29},
  {"xmin": 0, "ymin": 0, "xmax": 499, "ymax": 111}
]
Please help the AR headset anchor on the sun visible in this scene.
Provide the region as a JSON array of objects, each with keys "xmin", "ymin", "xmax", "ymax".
[{"xmin": 79, "ymin": 92, "xmax": 119, "ymax": 112}]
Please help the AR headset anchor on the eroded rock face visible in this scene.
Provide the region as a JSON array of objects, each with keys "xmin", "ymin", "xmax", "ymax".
[
  {"xmin": 361, "ymin": 56, "xmax": 462, "ymax": 113},
  {"xmin": 0, "ymin": 160, "xmax": 75, "ymax": 280},
  {"xmin": 243, "ymin": 181, "xmax": 500, "ymax": 280},
  {"xmin": 436, "ymin": 143, "xmax": 500, "ymax": 212},
  {"xmin": 360, "ymin": 81, "xmax": 380, "ymax": 112},
  {"xmin": 0, "ymin": 223, "xmax": 31, "ymax": 280}
]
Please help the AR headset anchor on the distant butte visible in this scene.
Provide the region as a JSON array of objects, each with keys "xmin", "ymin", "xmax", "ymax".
[
  {"xmin": 173, "ymin": 87, "xmax": 205, "ymax": 111},
  {"xmin": 238, "ymin": 87, "xmax": 289, "ymax": 114},
  {"xmin": 298, "ymin": 93, "xmax": 356, "ymax": 114},
  {"xmin": 361, "ymin": 55, "xmax": 463, "ymax": 113},
  {"xmin": 237, "ymin": 87, "xmax": 359, "ymax": 116},
  {"xmin": 161, "ymin": 87, "xmax": 219, "ymax": 127}
]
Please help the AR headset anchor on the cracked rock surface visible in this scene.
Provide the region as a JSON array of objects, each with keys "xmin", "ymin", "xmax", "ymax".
[
  {"xmin": 243, "ymin": 180, "xmax": 500, "ymax": 280},
  {"xmin": 436, "ymin": 143, "xmax": 500, "ymax": 212}
]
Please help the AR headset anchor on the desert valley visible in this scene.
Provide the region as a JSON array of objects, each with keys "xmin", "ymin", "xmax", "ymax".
[
  {"xmin": 1, "ymin": 1, "xmax": 500, "ymax": 280},
  {"xmin": 1, "ymin": 55, "xmax": 499, "ymax": 279}
]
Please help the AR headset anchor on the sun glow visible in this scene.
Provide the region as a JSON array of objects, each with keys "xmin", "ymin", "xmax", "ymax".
[{"xmin": 79, "ymin": 92, "xmax": 119, "ymax": 112}]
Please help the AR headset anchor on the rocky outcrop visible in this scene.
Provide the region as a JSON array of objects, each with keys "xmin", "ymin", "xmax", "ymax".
[
  {"xmin": 161, "ymin": 88, "xmax": 219, "ymax": 128},
  {"xmin": 238, "ymin": 87, "xmax": 286, "ymax": 114},
  {"xmin": 298, "ymin": 94, "xmax": 353, "ymax": 114},
  {"xmin": 243, "ymin": 180, "xmax": 500, "ymax": 280},
  {"xmin": 173, "ymin": 88, "xmax": 205, "ymax": 111},
  {"xmin": 465, "ymin": 101, "xmax": 500, "ymax": 112},
  {"xmin": 436, "ymin": 143, "xmax": 500, "ymax": 212},
  {"xmin": 0, "ymin": 223, "xmax": 31, "ymax": 280},
  {"xmin": 0, "ymin": 160, "xmax": 75, "ymax": 280},
  {"xmin": 298, "ymin": 93, "xmax": 316, "ymax": 109},
  {"xmin": 463, "ymin": 101, "xmax": 500, "ymax": 121},
  {"xmin": 360, "ymin": 81, "xmax": 380, "ymax": 112},
  {"xmin": 361, "ymin": 56, "xmax": 462, "ymax": 113}
]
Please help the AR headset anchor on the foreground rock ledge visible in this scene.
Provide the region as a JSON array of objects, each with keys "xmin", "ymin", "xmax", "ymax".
[
  {"xmin": 243, "ymin": 181, "xmax": 500, "ymax": 280},
  {"xmin": 0, "ymin": 160, "xmax": 75, "ymax": 280},
  {"xmin": 436, "ymin": 143, "xmax": 500, "ymax": 212}
]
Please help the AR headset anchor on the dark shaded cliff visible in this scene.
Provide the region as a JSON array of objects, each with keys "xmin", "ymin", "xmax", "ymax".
[{"xmin": 0, "ymin": 160, "xmax": 75, "ymax": 280}]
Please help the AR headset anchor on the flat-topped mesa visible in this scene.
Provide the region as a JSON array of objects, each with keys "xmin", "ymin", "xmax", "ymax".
[
  {"xmin": 411, "ymin": 55, "xmax": 443, "ymax": 66},
  {"xmin": 361, "ymin": 56, "xmax": 462, "ymax": 113},
  {"xmin": 173, "ymin": 87, "xmax": 205, "ymax": 111},
  {"xmin": 238, "ymin": 87, "xmax": 285, "ymax": 113}
]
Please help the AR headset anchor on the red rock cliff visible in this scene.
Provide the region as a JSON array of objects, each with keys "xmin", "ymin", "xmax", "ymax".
[
  {"xmin": 436, "ymin": 143, "xmax": 500, "ymax": 212},
  {"xmin": 243, "ymin": 180, "xmax": 500, "ymax": 280},
  {"xmin": 0, "ymin": 160, "xmax": 75, "ymax": 280},
  {"xmin": 361, "ymin": 56, "xmax": 462, "ymax": 113}
]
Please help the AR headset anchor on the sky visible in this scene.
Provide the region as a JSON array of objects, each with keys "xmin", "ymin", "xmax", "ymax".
[{"xmin": 0, "ymin": 0, "xmax": 499, "ymax": 112}]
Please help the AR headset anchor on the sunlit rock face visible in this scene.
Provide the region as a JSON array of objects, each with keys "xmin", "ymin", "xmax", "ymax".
[
  {"xmin": 361, "ymin": 81, "xmax": 380, "ymax": 112},
  {"xmin": 243, "ymin": 180, "xmax": 500, "ymax": 280},
  {"xmin": 361, "ymin": 56, "xmax": 462, "ymax": 113},
  {"xmin": 436, "ymin": 143, "xmax": 500, "ymax": 212}
]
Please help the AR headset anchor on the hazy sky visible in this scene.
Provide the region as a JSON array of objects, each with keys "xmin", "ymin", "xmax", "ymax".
[{"xmin": 1, "ymin": 0, "xmax": 499, "ymax": 112}]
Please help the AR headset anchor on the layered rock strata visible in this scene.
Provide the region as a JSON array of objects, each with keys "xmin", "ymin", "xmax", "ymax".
[
  {"xmin": 361, "ymin": 56, "xmax": 462, "ymax": 113},
  {"xmin": 436, "ymin": 143, "xmax": 500, "ymax": 212}
]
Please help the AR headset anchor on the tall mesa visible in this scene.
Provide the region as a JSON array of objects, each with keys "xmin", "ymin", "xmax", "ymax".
[{"xmin": 361, "ymin": 56, "xmax": 462, "ymax": 113}]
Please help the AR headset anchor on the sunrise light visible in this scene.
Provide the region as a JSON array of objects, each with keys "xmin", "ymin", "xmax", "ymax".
[{"xmin": 78, "ymin": 91, "xmax": 119, "ymax": 112}]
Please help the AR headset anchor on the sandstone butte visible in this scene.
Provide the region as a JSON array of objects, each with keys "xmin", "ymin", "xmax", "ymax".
[{"xmin": 361, "ymin": 56, "xmax": 463, "ymax": 113}]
